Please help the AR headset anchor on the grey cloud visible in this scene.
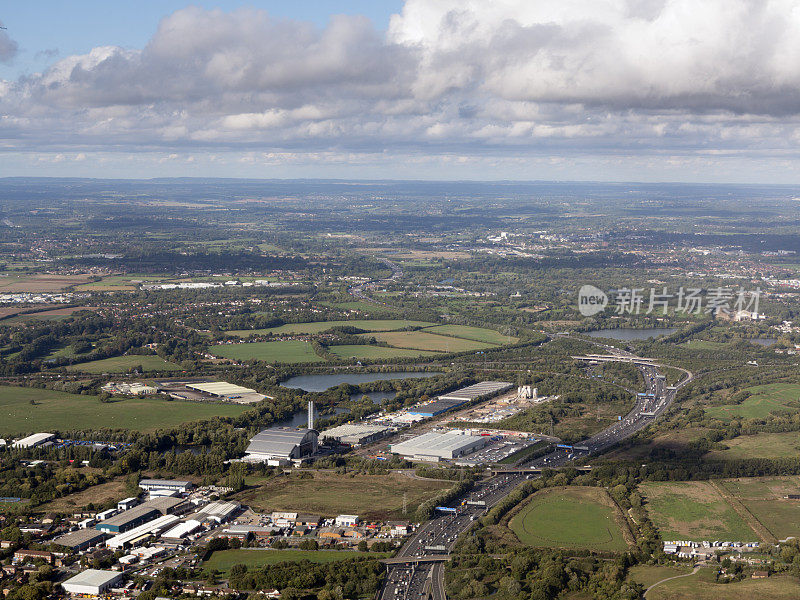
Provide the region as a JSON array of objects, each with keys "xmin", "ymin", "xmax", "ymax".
[
  {"xmin": 0, "ymin": 29, "xmax": 18, "ymax": 63},
  {"xmin": 3, "ymin": 2, "xmax": 800, "ymax": 163}
]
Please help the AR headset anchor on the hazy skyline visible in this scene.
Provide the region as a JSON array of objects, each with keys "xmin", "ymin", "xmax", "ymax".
[{"xmin": 3, "ymin": 1, "xmax": 800, "ymax": 183}]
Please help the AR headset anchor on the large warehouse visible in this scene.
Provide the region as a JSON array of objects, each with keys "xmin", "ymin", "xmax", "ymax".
[
  {"xmin": 53, "ymin": 529, "xmax": 108, "ymax": 551},
  {"xmin": 390, "ymin": 431, "xmax": 486, "ymax": 461},
  {"xmin": 407, "ymin": 381, "xmax": 513, "ymax": 417},
  {"xmin": 61, "ymin": 570, "xmax": 123, "ymax": 596},
  {"xmin": 13, "ymin": 433, "xmax": 55, "ymax": 449},
  {"xmin": 321, "ymin": 423, "xmax": 392, "ymax": 447},
  {"xmin": 437, "ymin": 381, "xmax": 514, "ymax": 403},
  {"xmin": 185, "ymin": 381, "xmax": 267, "ymax": 404},
  {"xmin": 243, "ymin": 427, "xmax": 318, "ymax": 465}
]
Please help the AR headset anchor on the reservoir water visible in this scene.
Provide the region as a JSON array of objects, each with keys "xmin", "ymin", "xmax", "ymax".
[{"xmin": 586, "ymin": 327, "xmax": 677, "ymax": 340}]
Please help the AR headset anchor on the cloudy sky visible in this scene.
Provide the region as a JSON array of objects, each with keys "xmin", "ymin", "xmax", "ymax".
[{"xmin": 2, "ymin": 0, "xmax": 800, "ymax": 182}]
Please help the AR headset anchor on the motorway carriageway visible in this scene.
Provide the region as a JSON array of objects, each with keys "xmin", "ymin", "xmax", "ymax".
[{"xmin": 378, "ymin": 347, "xmax": 693, "ymax": 600}]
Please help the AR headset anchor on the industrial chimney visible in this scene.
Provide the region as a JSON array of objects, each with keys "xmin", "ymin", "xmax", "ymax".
[{"xmin": 307, "ymin": 401, "xmax": 315, "ymax": 431}]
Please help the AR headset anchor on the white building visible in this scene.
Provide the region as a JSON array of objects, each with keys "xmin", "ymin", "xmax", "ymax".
[
  {"xmin": 390, "ymin": 431, "xmax": 486, "ymax": 462},
  {"xmin": 139, "ymin": 479, "xmax": 193, "ymax": 493},
  {"xmin": 61, "ymin": 570, "xmax": 123, "ymax": 595},
  {"xmin": 335, "ymin": 515, "xmax": 359, "ymax": 527},
  {"xmin": 13, "ymin": 433, "xmax": 55, "ymax": 449}
]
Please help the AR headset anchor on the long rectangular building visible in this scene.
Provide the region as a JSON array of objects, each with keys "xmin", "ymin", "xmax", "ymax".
[
  {"xmin": 95, "ymin": 506, "xmax": 160, "ymax": 534},
  {"xmin": 437, "ymin": 381, "xmax": 514, "ymax": 402},
  {"xmin": 321, "ymin": 423, "xmax": 392, "ymax": 446},
  {"xmin": 407, "ymin": 381, "xmax": 514, "ymax": 417},
  {"xmin": 390, "ymin": 431, "xmax": 486, "ymax": 461}
]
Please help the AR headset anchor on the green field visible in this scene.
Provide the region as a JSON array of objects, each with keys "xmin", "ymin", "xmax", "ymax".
[
  {"xmin": 234, "ymin": 471, "xmax": 452, "ymax": 520},
  {"xmin": 66, "ymin": 355, "xmax": 183, "ymax": 373},
  {"xmin": 0, "ymin": 386, "xmax": 248, "ymax": 436},
  {"xmin": 684, "ymin": 340, "xmax": 729, "ymax": 350},
  {"xmin": 364, "ymin": 331, "xmax": 495, "ymax": 353},
  {"xmin": 720, "ymin": 477, "xmax": 800, "ymax": 540},
  {"xmin": 327, "ymin": 345, "xmax": 439, "ymax": 360},
  {"xmin": 705, "ymin": 383, "xmax": 800, "ymax": 420},
  {"xmin": 706, "ymin": 432, "xmax": 800, "ymax": 460},
  {"xmin": 424, "ymin": 324, "xmax": 516, "ymax": 344},
  {"xmin": 228, "ymin": 319, "xmax": 435, "ymax": 336},
  {"xmin": 640, "ymin": 481, "xmax": 756, "ymax": 542},
  {"xmin": 647, "ymin": 570, "xmax": 800, "ymax": 600},
  {"xmin": 509, "ymin": 487, "xmax": 629, "ymax": 551},
  {"xmin": 204, "ymin": 549, "xmax": 378, "ymax": 573},
  {"xmin": 627, "ymin": 564, "xmax": 694, "ymax": 589},
  {"xmin": 209, "ymin": 340, "xmax": 323, "ymax": 363}
]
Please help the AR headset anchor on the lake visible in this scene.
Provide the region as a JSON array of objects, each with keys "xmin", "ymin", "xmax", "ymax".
[
  {"xmin": 586, "ymin": 327, "xmax": 677, "ymax": 341},
  {"xmin": 750, "ymin": 338, "xmax": 777, "ymax": 347},
  {"xmin": 279, "ymin": 371, "xmax": 441, "ymax": 392}
]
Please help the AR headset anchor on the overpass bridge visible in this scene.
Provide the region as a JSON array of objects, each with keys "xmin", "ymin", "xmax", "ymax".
[
  {"xmin": 380, "ymin": 555, "xmax": 451, "ymax": 565},
  {"xmin": 489, "ymin": 465, "xmax": 593, "ymax": 475},
  {"xmin": 572, "ymin": 354, "xmax": 660, "ymax": 366}
]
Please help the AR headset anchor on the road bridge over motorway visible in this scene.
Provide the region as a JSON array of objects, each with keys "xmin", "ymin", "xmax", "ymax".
[
  {"xmin": 380, "ymin": 555, "xmax": 451, "ymax": 565},
  {"xmin": 489, "ymin": 465, "xmax": 593, "ymax": 475},
  {"xmin": 572, "ymin": 354, "xmax": 660, "ymax": 366}
]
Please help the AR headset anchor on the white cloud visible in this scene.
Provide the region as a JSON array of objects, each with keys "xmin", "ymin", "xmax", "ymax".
[{"xmin": 3, "ymin": 1, "xmax": 800, "ymax": 179}]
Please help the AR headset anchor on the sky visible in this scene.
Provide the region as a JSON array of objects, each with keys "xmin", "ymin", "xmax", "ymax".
[{"xmin": 2, "ymin": 1, "xmax": 800, "ymax": 182}]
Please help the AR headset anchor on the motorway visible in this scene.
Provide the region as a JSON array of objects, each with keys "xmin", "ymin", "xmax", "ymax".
[{"xmin": 378, "ymin": 345, "xmax": 694, "ymax": 600}]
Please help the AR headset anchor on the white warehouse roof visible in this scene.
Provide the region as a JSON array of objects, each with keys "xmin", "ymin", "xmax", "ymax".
[
  {"xmin": 437, "ymin": 381, "xmax": 514, "ymax": 402},
  {"xmin": 13, "ymin": 433, "xmax": 55, "ymax": 448},
  {"xmin": 161, "ymin": 519, "xmax": 201, "ymax": 539},
  {"xmin": 391, "ymin": 431, "xmax": 486, "ymax": 461},
  {"xmin": 187, "ymin": 382, "xmax": 261, "ymax": 396},
  {"xmin": 106, "ymin": 514, "xmax": 180, "ymax": 549},
  {"xmin": 61, "ymin": 569, "xmax": 123, "ymax": 595}
]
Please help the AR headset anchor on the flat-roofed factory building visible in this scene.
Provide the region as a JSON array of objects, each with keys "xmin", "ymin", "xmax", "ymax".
[
  {"xmin": 184, "ymin": 382, "xmax": 267, "ymax": 404},
  {"xmin": 321, "ymin": 423, "xmax": 391, "ymax": 447},
  {"xmin": 61, "ymin": 569, "xmax": 123, "ymax": 596},
  {"xmin": 390, "ymin": 431, "xmax": 487, "ymax": 462},
  {"xmin": 407, "ymin": 381, "xmax": 513, "ymax": 417},
  {"xmin": 13, "ymin": 433, "xmax": 55, "ymax": 449},
  {"xmin": 139, "ymin": 479, "xmax": 193, "ymax": 493},
  {"xmin": 53, "ymin": 529, "xmax": 108, "ymax": 551}
]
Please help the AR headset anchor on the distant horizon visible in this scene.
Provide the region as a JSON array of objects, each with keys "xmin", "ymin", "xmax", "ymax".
[{"xmin": 2, "ymin": 176, "xmax": 800, "ymax": 188}]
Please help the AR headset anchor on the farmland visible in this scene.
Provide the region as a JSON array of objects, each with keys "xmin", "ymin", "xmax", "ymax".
[
  {"xmin": 720, "ymin": 477, "xmax": 800, "ymax": 540},
  {"xmin": 508, "ymin": 487, "xmax": 630, "ymax": 551},
  {"xmin": 234, "ymin": 471, "xmax": 452, "ymax": 520},
  {"xmin": 363, "ymin": 331, "xmax": 495, "ymax": 353},
  {"xmin": 209, "ymin": 340, "xmax": 324, "ymax": 363},
  {"xmin": 640, "ymin": 481, "xmax": 757, "ymax": 542},
  {"xmin": 66, "ymin": 354, "xmax": 183, "ymax": 373},
  {"xmin": 646, "ymin": 570, "xmax": 800, "ymax": 600},
  {"xmin": 327, "ymin": 345, "xmax": 439, "ymax": 360},
  {"xmin": 0, "ymin": 385, "xmax": 248, "ymax": 436},
  {"xmin": 424, "ymin": 324, "xmax": 516, "ymax": 344},
  {"xmin": 705, "ymin": 383, "xmax": 800, "ymax": 420},
  {"xmin": 705, "ymin": 432, "xmax": 800, "ymax": 460},
  {"xmin": 204, "ymin": 549, "xmax": 379, "ymax": 573},
  {"xmin": 228, "ymin": 319, "xmax": 435, "ymax": 336}
]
